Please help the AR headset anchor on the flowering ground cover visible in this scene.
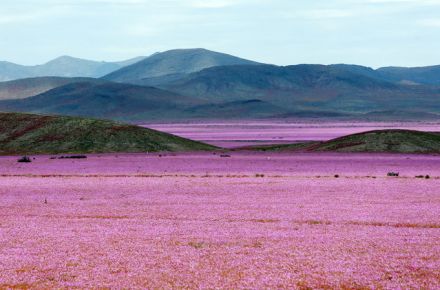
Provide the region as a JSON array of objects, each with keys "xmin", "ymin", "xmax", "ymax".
[
  {"xmin": 145, "ymin": 120, "xmax": 440, "ymax": 148},
  {"xmin": 0, "ymin": 152, "xmax": 439, "ymax": 288}
]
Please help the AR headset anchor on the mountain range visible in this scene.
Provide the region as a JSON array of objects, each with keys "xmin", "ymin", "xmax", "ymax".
[
  {"xmin": 157, "ymin": 64, "xmax": 440, "ymax": 113},
  {"xmin": 1, "ymin": 48, "xmax": 440, "ymax": 121},
  {"xmin": 0, "ymin": 55, "xmax": 145, "ymax": 81}
]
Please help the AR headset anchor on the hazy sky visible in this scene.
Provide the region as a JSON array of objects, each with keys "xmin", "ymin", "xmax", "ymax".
[{"xmin": 1, "ymin": 0, "xmax": 440, "ymax": 67}]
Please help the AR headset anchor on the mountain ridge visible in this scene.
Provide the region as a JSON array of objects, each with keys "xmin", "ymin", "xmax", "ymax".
[
  {"xmin": 2, "ymin": 48, "xmax": 440, "ymax": 121},
  {"xmin": 157, "ymin": 64, "xmax": 440, "ymax": 114},
  {"xmin": 0, "ymin": 55, "xmax": 146, "ymax": 81},
  {"xmin": 103, "ymin": 48, "xmax": 261, "ymax": 83}
]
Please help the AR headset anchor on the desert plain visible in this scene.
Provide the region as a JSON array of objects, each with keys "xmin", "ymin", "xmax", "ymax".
[{"xmin": 1, "ymin": 121, "xmax": 440, "ymax": 289}]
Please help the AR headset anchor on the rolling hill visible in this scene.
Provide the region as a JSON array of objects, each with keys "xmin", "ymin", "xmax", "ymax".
[
  {"xmin": 250, "ymin": 130, "xmax": 440, "ymax": 154},
  {"xmin": 0, "ymin": 77, "xmax": 104, "ymax": 100},
  {"xmin": 0, "ymin": 81, "xmax": 208, "ymax": 121},
  {"xmin": 0, "ymin": 55, "xmax": 146, "ymax": 81},
  {"xmin": 0, "ymin": 112, "xmax": 215, "ymax": 155},
  {"xmin": 103, "ymin": 48, "xmax": 260, "ymax": 84}
]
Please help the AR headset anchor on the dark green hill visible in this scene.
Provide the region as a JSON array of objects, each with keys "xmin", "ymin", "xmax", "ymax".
[
  {"xmin": 0, "ymin": 112, "xmax": 215, "ymax": 155},
  {"xmin": 312, "ymin": 130, "xmax": 440, "ymax": 153},
  {"xmin": 248, "ymin": 130, "xmax": 440, "ymax": 154}
]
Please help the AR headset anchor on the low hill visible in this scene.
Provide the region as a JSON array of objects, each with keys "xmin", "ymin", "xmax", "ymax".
[
  {"xmin": 312, "ymin": 130, "xmax": 440, "ymax": 153},
  {"xmin": 0, "ymin": 81, "xmax": 207, "ymax": 121},
  {"xmin": 0, "ymin": 112, "xmax": 215, "ymax": 155},
  {"xmin": 0, "ymin": 77, "xmax": 103, "ymax": 100},
  {"xmin": 250, "ymin": 130, "xmax": 440, "ymax": 154},
  {"xmin": 103, "ymin": 48, "xmax": 260, "ymax": 84},
  {"xmin": 0, "ymin": 81, "xmax": 296, "ymax": 121},
  {"xmin": 0, "ymin": 55, "xmax": 146, "ymax": 81}
]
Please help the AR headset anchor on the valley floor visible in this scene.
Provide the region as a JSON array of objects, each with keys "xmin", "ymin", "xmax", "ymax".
[
  {"xmin": 144, "ymin": 120, "xmax": 440, "ymax": 148},
  {"xmin": 1, "ymin": 152, "xmax": 440, "ymax": 288}
]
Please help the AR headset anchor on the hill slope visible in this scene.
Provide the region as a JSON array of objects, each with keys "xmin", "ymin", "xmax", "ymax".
[
  {"xmin": 0, "ymin": 56, "xmax": 146, "ymax": 81},
  {"xmin": 182, "ymin": 99, "xmax": 289, "ymax": 118},
  {"xmin": 311, "ymin": 129, "xmax": 440, "ymax": 153},
  {"xmin": 0, "ymin": 81, "xmax": 208, "ymax": 121},
  {"xmin": 103, "ymin": 48, "xmax": 260, "ymax": 84},
  {"xmin": 0, "ymin": 81, "xmax": 293, "ymax": 121},
  {"xmin": 0, "ymin": 77, "xmax": 104, "ymax": 100},
  {"xmin": 160, "ymin": 64, "xmax": 440, "ymax": 114},
  {"xmin": 0, "ymin": 112, "xmax": 215, "ymax": 155},
  {"xmin": 376, "ymin": 66, "xmax": 440, "ymax": 85},
  {"xmin": 253, "ymin": 130, "xmax": 440, "ymax": 153}
]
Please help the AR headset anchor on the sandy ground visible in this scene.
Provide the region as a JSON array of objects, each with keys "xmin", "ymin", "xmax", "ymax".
[{"xmin": 1, "ymin": 152, "xmax": 440, "ymax": 288}]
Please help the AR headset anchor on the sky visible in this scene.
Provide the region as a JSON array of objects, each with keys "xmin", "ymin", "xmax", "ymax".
[{"xmin": 1, "ymin": 0, "xmax": 440, "ymax": 68}]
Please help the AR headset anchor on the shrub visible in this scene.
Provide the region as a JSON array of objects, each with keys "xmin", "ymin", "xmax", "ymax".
[
  {"xmin": 334, "ymin": 174, "xmax": 339, "ymax": 178},
  {"xmin": 58, "ymin": 155, "xmax": 87, "ymax": 159},
  {"xmin": 17, "ymin": 156, "xmax": 31, "ymax": 163}
]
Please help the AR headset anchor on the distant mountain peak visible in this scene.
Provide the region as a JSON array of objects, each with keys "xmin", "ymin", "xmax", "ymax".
[
  {"xmin": 0, "ymin": 55, "xmax": 146, "ymax": 81},
  {"xmin": 103, "ymin": 48, "xmax": 261, "ymax": 83},
  {"xmin": 43, "ymin": 55, "xmax": 91, "ymax": 66}
]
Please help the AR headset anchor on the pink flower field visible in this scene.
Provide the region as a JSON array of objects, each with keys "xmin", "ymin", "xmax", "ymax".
[
  {"xmin": 145, "ymin": 120, "xmax": 440, "ymax": 148},
  {"xmin": 1, "ymin": 152, "xmax": 440, "ymax": 288}
]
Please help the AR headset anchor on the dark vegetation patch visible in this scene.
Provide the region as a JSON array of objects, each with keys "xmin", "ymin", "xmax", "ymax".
[
  {"xmin": 313, "ymin": 130, "xmax": 440, "ymax": 153},
  {"xmin": 50, "ymin": 155, "xmax": 88, "ymax": 159},
  {"xmin": 0, "ymin": 112, "xmax": 216, "ymax": 155},
  {"xmin": 17, "ymin": 156, "xmax": 31, "ymax": 163},
  {"xmin": 243, "ymin": 129, "xmax": 440, "ymax": 154},
  {"xmin": 415, "ymin": 175, "xmax": 431, "ymax": 179}
]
